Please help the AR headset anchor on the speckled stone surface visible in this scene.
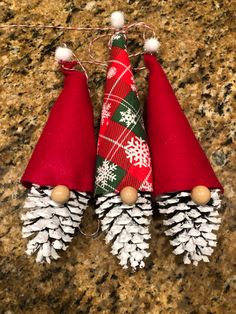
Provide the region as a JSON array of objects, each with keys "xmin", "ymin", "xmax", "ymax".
[{"xmin": 0, "ymin": 1, "xmax": 236, "ymax": 313}]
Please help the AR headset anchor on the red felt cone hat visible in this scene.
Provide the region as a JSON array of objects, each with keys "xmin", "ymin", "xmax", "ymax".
[
  {"xmin": 21, "ymin": 58, "xmax": 96, "ymax": 193},
  {"xmin": 144, "ymin": 51, "xmax": 223, "ymax": 197}
]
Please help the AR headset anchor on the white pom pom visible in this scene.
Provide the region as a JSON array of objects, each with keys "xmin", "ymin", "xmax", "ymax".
[
  {"xmin": 144, "ymin": 38, "xmax": 160, "ymax": 53},
  {"xmin": 55, "ymin": 46, "xmax": 73, "ymax": 62},
  {"xmin": 111, "ymin": 11, "xmax": 125, "ymax": 29}
]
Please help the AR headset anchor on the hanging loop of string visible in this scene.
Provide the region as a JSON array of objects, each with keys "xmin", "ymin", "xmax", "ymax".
[
  {"xmin": 78, "ymin": 220, "xmax": 100, "ymax": 238},
  {"xmin": 0, "ymin": 21, "xmax": 156, "ymax": 70},
  {"xmin": 72, "ymin": 52, "xmax": 89, "ymax": 79}
]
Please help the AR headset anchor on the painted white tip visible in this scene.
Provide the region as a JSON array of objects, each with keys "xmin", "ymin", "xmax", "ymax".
[
  {"xmin": 55, "ymin": 46, "xmax": 73, "ymax": 62},
  {"xmin": 111, "ymin": 11, "xmax": 125, "ymax": 29},
  {"xmin": 144, "ymin": 38, "xmax": 160, "ymax": 53}
]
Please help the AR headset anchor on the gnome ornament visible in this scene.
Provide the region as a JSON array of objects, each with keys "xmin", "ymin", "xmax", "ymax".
[
  {"xmin": 144, "ymin": 38, "xmax": 223, "ymax": 265},
  {"xmin": 95, "ymin": 13, "xmax": 153, "ymax": 270},
  {"xmin": 21, "ymin": 47, "xmax": 96, "ymax": 263}
]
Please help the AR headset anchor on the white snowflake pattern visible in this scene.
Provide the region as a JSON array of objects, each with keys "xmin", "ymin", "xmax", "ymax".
[
  {"xmin": 124, "ymin": 136, "xmax": 151, "ymax": 168},
  {"xmin": 119, "ymin": 108, "xmax": 136, "ymax": 127},
  {"xmin": 112, "ymin": 34, "xmax": 122, "ymax": 41},
  {"xmin": 140, "ymin": 178, "xmax": 153, "ymax": 192},
  {"xmin": 107, "ymin": 67, "xmax": 117, "ymax": 79},
  {"xmin": 101, "ymin": 103, "xmax": 111, "ymax": 125},
  {"xmin": 96, "ymin": 160, "xmax": 117, "ymax": 188}
]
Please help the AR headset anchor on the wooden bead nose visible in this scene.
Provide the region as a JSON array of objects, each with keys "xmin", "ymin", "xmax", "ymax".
[
  {"xmin": 191, "ymin": 185, "xmax": 211, "ymax": 206},
  {"xmin": 51, "ymin": 185, "xmax": 70, "ymax": 204},
  {"xmin": 120, "ymin": 186, "xmax": 138, "ymax": 206}
]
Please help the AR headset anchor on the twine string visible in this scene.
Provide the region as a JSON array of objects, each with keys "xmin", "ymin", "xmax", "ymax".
[
  {"xmin": 0, "ymin": 24, "xmax": 112, "ymax": 31},
  {"xmin": 0, "ymin": 21, "xmax": 156, "ymax": 35},
  {"xmin": 87, "ymin": 22, "xmax": 156, "ymax": 69},
  {"xmin": 72, "ymin": 52, "xmax": 89, "ymax": 79},
  {"xmin": 0, "ymin": 21, "xmax": 156, "ymax": 70},
  {"xmin": 88, "ymin": 32, "xmax": 112, "ymax": 65}
]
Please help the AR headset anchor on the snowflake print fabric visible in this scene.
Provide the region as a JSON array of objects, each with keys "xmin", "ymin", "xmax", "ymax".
[
  {"xmin": 96, "ymin": 160, "xmax": 117, "ymax": 189},
  {"xmin": 119, "ymin": 108, "xmax": 136, "ymax": 127},
  {"xmin": 95, "ymin": 33, "xmax": 153, "ymax": 195},
  {"xmin": 95, "ymin": 33, "xmax": 154, "ymax": 270},
  {"xmin": 125, "ymin": 136, "xmax": 151, "ymax": 168}
]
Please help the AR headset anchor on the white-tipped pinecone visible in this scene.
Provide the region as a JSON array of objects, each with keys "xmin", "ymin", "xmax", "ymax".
[
  {"xmin": 96, "ymin": 192, "xmax": 152, "ymax": 270},
  {"xmin": 157, "ymin": 189, "xmax": 221, "ymax": 265},
  {"xmin": 21, "ymin": 184, "xmax": 90, "ymax": 263}
]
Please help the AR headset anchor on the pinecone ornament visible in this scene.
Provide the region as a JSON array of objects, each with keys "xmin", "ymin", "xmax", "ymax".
[
  {"xmin": 20, "ymin": 48, "xmax": 96, "ymax": 262},
  {"xmin": 144, "ymin": 41, "xmax": 223, "ymax": 265},
  {"xmin": 95, "ymin": 29, "xmax": 153, "ymax": 270}
]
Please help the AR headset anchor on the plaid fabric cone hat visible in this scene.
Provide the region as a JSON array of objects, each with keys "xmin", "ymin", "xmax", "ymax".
[
  {"xmin": 21, "ymin": 47, "xmax": 96, "ymax": 263},
  {"xmin": 95, "ymin": 13, "xmax": 153, "ymax": 270},
  {"xmin": 143, "ymin": 38, "xmax": 223, "ymax": 265}
]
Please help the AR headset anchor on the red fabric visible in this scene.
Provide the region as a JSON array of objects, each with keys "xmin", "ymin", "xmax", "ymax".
[
  {"xmin": 21, "ymin": 61, "xmax": 96, "ymax": 192},
  {"xmin": 144, "ymin": 53, "xmax": 223, "ymax": 197}
]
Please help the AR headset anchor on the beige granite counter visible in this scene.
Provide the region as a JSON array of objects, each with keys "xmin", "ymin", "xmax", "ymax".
[{"xmin": 0, "ymin": 0, "xmax": 235, "ymax": 313}]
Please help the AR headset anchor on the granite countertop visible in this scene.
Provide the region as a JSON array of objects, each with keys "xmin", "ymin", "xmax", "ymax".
[{"xmin": 0, "ymin": 0, "xmax": 235, "ymax": 313}]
